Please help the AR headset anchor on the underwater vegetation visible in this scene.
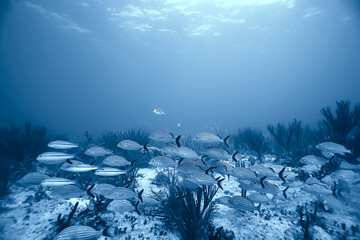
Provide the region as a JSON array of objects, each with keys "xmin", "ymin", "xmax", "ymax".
[
  {"xmin": 232, "ymin": 128, "xmax": 270, "ymax": 162},
  {"xmin": 0, "ymin": 122, "xmax": 50, "ymax": 197},
  {"xmin": 0, "ymin": 100, "xmax": 359, "ymax": 240}
]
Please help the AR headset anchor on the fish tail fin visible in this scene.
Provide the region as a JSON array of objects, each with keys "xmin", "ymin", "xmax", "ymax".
[
  {"xmin": 205, "ymin": 167, "xmax": 216, "ymax": 175},
  {"xmin": 260, "ymin": 176, "xmax": 267, "ymax": 188},
  {"xmin": 217, "ymin": 178, "xmax": 225, "ymax": 190},
  {"xmin": 143, "ymin": 143, "xmax": 149, "ymax": 152},
  {"xmin": 232, "ymin": 151, "xmax": 238, "ymax": 162},
  {"xmin": 66, "ymin": 159, "xmax": 73, "ymax": 164},
  {"xmin": 86, "ymin": 184, "xmax": 95, "ymax": 198},
  {"xmin": 224, "ymin": 135, "xmax": 230, "ymax": 147},
  {"xmin": 176, "ymin": 135, "xmax": 181, "ymax": 147},
  {"xmin": 131, "ymin": 160, "xmax": 136, "ymax": 167},
  {"xmin": 283, "ymin": 186, "xmax": 289, "ymax": 199},
  {"xmin": 135, "ymin": 201, "xmax": 141, "ymax": 215},
  {"xmin": 279, "ymin": 167, "xmax": 286, "ymax": 183},
  {"xmin": 257, "ymin": 203, "xmax": 262, "ymax": 213},
  {"xmin": 102, "ymin": 227, "xmax": 111, "ymax": 237},
  {"xmin": 138, "ymin": 189, "xmax": 144, "ymax": 203},
  {"xmin": 178, "ymin": 158, "xmax": 184, "ymax": 166}
]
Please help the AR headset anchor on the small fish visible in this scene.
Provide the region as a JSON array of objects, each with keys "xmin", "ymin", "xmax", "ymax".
[
  {"xmin": 194, "ymin": 132, "xmax": 230, "ymax": 147},
  {"xmin": 107, "ymin": 200, "xmax": 135, "ymax": 213},
  {"xmin": 339, "ymin": 161, "xmax": 360, "ymax": 172},
  {"xmin": 185, "ymin": 172, "xmax": 217, "ymax": 186},
  {"xmin": 161, "ymin": 145, "xmax": 179, "ymax": 157},
  {"xmin": 95, "ymin": 167, "xmax": 128, "ymax": 177},
  {"xmin": 117, "ymin": 140, "xmax": 148, "ymax": 151},
  {"xmin": 85, "ymin": 146, "xmax": 112, "ymax": 157},
  {"xmin": 17, "ymin": 172, "xmax": 50, "ymax": 186},
  {"xmin": 177, "ymin": 162, "xmax": 205, "ymax": 175},
  {"xmin": 49, "ymin": 185, "xmax": 85, "ymax": 199},
  {"xmin": 175, "ymin": 147, "xmax": 201, "ymax": 160},
  {"xmin": 229, "ymin": 167, "xmax": 259, "ymax": 182},
  {"xmin": 215, "ymin": 196, "xmax": 232, "ymax": 205},
  {"xmin": 149, "ymin": 156, "xmax": 177, "ymax": 168},
  {"xmin": 316, "ymin": 142, "xmax": 351, "ymax": 156},
  {"xmin": 331, "ymin": 170, "xmax": 360, "ymax": 183},
  {"xmin": 204, "ymin": 148, "xmax": 234, "ymax": 160},
  {"xmin": 301, "ymin": 184, "xmax": 332, "ymax": 196},
  {"xmin": 153, "ymin": 108, "xmax": 165, "ymax": 115},
  {"xmin": 179, "ymin": 159, "xmax": 207, "ymax": 169},
  {"xmin": 229, "ymin": 196, "xmax": 261, "ymax": 212},
  {"xmin": 36, "ymin": 152, "xmax": 74, "ymax": 165},
  {"xmin": 91, "ymin": 183, "xmax": 116, "ymax": 196},
  {"xmin": 60, "ymin": 160, "xmax": 98, "ymax": 173},
  {"xmin": 55, "ymin": 225, "xmax": 110, "ymax": 240},
  {"xmin": 47, "ymin": 140, "xmax": 78, "ymax": 150},
  {"xmin": 248, "ymin": 193, "xmax": 273, "ymax": 203},
  {"xmin": 41, "ymin": 177, "xmax": 75, "ymax": 187},
  {"xmin": 300, "ymin": 155, "xmax": 328, "ymax": 166},
  {"xmin": 178, "ymin": 179, "xmax": 200, "ymax": 191},
  {"xmin": 103, "ymin": 155, "xmax": 131, "ymax": 167},
  {"xmin": 317, "ymin": 194, "xmax": 345, "ymax": 213},
  {"xmin": 301, "ymin": 164, "xmax": 321, "ymax": 173},
  {"xmin": 149, "ymin": 130, "xmax": 180, "ymax": 146},
  {"xmin": 250, "ymin": 165, "xmax": 278, "ymax": 179},
  {"xmin": 105, "ymin": 187, "xmax": 143, "ymax": 202}
]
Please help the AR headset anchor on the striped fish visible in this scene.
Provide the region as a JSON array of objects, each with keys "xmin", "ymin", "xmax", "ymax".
[
  {"xmin": 36, "ymin": 152, "xmax": 74, "ymax": 165},
  {"xmin": 55, "ymin": 225, "xmax": 109, "ymax": 240},
  {"xmin": 48, "ymin": 140, "xmax": 78, "ymax": 150},
  {"xmin": 229, "ymin": 196, "xmax": 260, "ymax": 212},
  {"xmin": 17, "ymin": 172, "xmax": 50, "ymax": 186},
  {"xmin": 321, "ymin": 151, "xmax": 335, "ymax": 160},
  {"xmin": 41, "ymin": 177, "xmax": 75, "ymax": 187}
]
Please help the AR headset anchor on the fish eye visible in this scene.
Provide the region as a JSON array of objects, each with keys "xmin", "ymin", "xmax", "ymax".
[
  {"xmin": 152, "ymin": 134, "xmax": 154, "ymax": 136},
  {"xmin": 177, "ymin": 149, "xmax": 179, "ymax": 151},
  {"xmin": 107, "ymin": 192, "xmax": 110, "ymax": 195},
  {"xmin": 189, "ymin": 175, "xmax": 192, "ymax": 178},
  {"xmin": 303, "ymin": 158, "xmax": 306, "ymax": 160},
  {"xmin": 196, "ymin": 136, "xmax": 198, "ymax": 138},
  {"xmin": 152, "ymin": 160, "xmax": 155, "ymax": 162}
]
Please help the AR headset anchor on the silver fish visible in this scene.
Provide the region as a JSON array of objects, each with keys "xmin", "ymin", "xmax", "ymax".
[
  {"xmin": 301, "ymin": 184, "xmax": 332, "ymax": 196},
  {"xmin": 316, "ymin": 142, "xmax": 351, "ymax": 156},
  {"xmin": 49, "ymin": 185, "xmax": 85, "ymax": 199},
  {"xmin": 17, "ymin": 172, "xmax": 50, "ymax": 186},
  {"xmin": 339, "ymin": 161, "xmax": 360, "ymax": 172},
  {"xmin": 149, "ymin": 130, "xmax": 180, "ymax": 145},
  {"xmin": 204, "ymin": 148, "xmax": 232, "ymax": 160},
  {"xmin": 60, "ymin": 160, "xmax": 98, "ymax": 173},
  {"xmin": 41, "ymin": 177, "xmax": 75, "ymax": 187},
  {"xmin": 103, "ymin": 155, "xmax": 131, "ymax": 167},
  {"xmin": 301, "ymin": 164, "xmax": 321, "ymax": 173},
  {"xmin": 107, "ymin": 200, "xmax": 135, "ymax": 213},
  {"xmin": 95, "ymin": 167, "xmax": 128, "ymax": 177},
  {"xmin": 317, "ymin": 194, "xmax": 345, "ymax": 212},
  {"xmin": 48, "ymin": 140, "xmax": 78, "ymax": 150},
  {"xmin": 215, "ymin": 196, "xmax": 232, "ymax": 205},
  {"xmin": 207, "ymin": 159, "xmax": 234, "ymax": 175},
  {"xmin": 174, "ymin": 147, "xmax": 200, "ymax": 160},
  {"xmin": 161, "ymin": 145, "xmax": 179, "ymax": 157},
  {"xmin": 91, "ymin": 183, "xmax": 116, "ymax": 196},
  {"xmin": 177, "ymin": 162, "xmax": 205, "ymax": 175},
  {"xmin": 149, "ymin": 156, "xmax": 177, "ymax": 168},
  {"xmin": 185, "ymin": 172, "xmax": 217, "ymax": 186},
  {"xmin": 229, "ymin": 167, "xmax": 259, "ymax": 182},
  {"xmin": 180, "ymin": 159, "xmax": 207, "ymax": 169},
  {"xmin": 55, "ymin": 225, "xmax": 109, "ymax": 240},
  {"xmin": 248, "ymin": 193, "xmax": 273, "ymax": 203},
  {"xmin": 300, "ymin": 155, "xmax": 328, "ymax": 166},
  {"xmin": 85, "ymin": 146, "xmax": 112, "ymax": 157},
  {"xmin": 104, "ymin": 187, "xmax": 143, "ymax": 201},
  {"xmin": 194, "ymin": 132, "xmax": 230, "ymax": 147},
  {"xmin": 117, "ymin": 140, "xmax": 147, "ymax": 151},
  {"xmin": 229, "ymin": 196, "xmax": 260, "ymax": 212},
  {"xmin": 36, "ymin": 152, "xmax": 74, "ymax": 165},
  {"xmin": 250, "ymin": 165, "xmax": 278, "ymax": 179}
]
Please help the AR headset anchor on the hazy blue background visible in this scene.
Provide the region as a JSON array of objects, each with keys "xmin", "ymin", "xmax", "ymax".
[{"xmin": 1, "ymin": 0, "xmax": 359, "ymax": 140}]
